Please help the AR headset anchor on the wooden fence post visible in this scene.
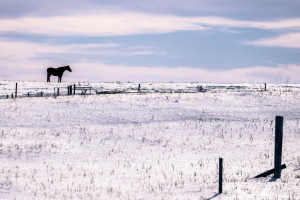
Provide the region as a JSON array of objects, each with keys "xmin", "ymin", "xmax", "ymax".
[
  {"xmin": 138, "ymin": 84, "xmax": 141, "ymax": 92},
  {"xmin": 74, "ymin": 84, "xmax": 76, "ymax": 95},
  {"xmin": 265, "ymin": 83, "xmax": 267, "ymax": 91},
  {"xmin": 274, "ymin": 116, "xmax": 283, "ymax": 179},
  {"xmin": 219, "ymin": 157, "xmax": 223, "ymax": 194},
  {"xmin": 15, "ymin": 83, "xmax": 18, "ymax": 98},
  {"xmin": 57, "ymin": 88, "xmax": 60, "ymax": 96},
  {"xmin": 41, "ymin": 92, "xmax": 43, "ymax": 97},
  {"xmin": 69, "ymin": 86, "xmax": 72, "ymax": 95},
  {"xmin": 199, "ymin": 86, "xmax": 203, "ymax": 92}
]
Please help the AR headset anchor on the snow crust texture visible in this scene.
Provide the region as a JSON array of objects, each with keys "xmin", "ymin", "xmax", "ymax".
[{"xmin": 0, "ymin": 82, "xmax": 300, "ymax": 199}]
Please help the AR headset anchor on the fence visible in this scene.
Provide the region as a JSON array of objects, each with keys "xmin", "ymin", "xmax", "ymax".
[
  {"xmin": 0, "ymin": 83, "xmax": 94, "ymax": 99},
  {"xmin": 1, "ymin": 82, "xmax": 300, "ymax": 99}
]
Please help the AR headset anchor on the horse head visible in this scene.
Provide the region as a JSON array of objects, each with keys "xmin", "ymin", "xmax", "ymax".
[{"xmin": 66, "ymin": 65, "xmax": 72, "ymax": 72}]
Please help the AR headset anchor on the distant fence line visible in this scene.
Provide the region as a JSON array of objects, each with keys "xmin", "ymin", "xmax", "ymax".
[
  {"xmin": 0, "ymin": 82, "xmax": 298, "ymax": 99},
  {"xmin": 0, "ymin": 84, "xmax": 95, "ymax": 99}
]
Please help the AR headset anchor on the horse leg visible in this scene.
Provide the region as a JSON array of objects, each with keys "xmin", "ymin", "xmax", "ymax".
[
  {"xmin": 47, "ymin": 73, "xmax": 50, "ymax": 82},
  {"xmin": 58, "ymin": 76, "xmax": 61, "ymax": 82}
]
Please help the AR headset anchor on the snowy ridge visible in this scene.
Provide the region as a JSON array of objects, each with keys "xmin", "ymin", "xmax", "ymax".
[{"xmin": 1, "ymin": 81, "xmax": 300, "ymax": 98}]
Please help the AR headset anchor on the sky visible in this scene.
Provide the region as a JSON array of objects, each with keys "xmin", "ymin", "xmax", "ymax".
[{"xmin": 0, "ymin": 0, "xmax": 300, "ymax": 83}]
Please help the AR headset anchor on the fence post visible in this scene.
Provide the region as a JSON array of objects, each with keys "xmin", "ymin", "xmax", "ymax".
[
  {"xmin": 41, "ymin": 92, "xmax": 43, "ymax": 97},
  {"xmin": 265, "ymin": 83, "xmax": 267, "ymax": 91},
  {"xmin": 57, "ymin": 88, "xmax": 60, "ymax": 96},
  {"xmin": 219, "ymin": 157, "xmax": 223, "ymax": 193},
  {"xmin": 28, "ymin": 92, "xmax": 29, "ymax": 97},
  {"xmin": 274, "ymin": 116, "xmax": 284, "ymax": 179},
  {"xmin": 11, "ymin": 94, "xmax": 13, "ymax": 98},
  {"xmin": 15, "ymin": 83, "xmax": 18, "ymax": 98},
  {"xmin": 199, "ymin": 86, "xmax": 203, "ymax": 92},
  {"xmin": 74, "ymin": 84, "xmax": 76, "ymax": 95},
  {"xmin": 138, "ymin": 84, "xmax": 141, "ymax": 92},
  {"xmin": 6, "ymin": 95, "xmax": 8, "ymax": 99}
]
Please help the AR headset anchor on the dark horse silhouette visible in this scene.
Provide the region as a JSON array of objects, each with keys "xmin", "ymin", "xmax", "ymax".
[{"xmin": 47, "ymin": 65, "xmax": 72, "ymax": 82}]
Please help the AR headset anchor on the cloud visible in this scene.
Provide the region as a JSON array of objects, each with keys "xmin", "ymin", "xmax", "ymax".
[
  {"xmin": 0, "ymin": 13, "xmax": 206, "ymax": 36},
  {"xmin": 1, "ymin": 0, "xmax": 300, "ymax": 21},
  {"xmin": 0, "ymin": 38, "xmax": 164, "ymax": 65},
  {"xmin": 194, "ymin": 17, "xmax": 300, "ymax": 30},
  {"xmin": 0, "ymin": 38, "xmax": 119, "ymax": 56},
  {"xmin": 0, "ymin": 12, "xmax": 300, "ymax": 37},
  {"xmin": 87, "ymin": 63, "xmax": 298, "ymax": 83},
  {"xmin": 244, "ymin": 32, "xmax": 300, "ymax": 48}
]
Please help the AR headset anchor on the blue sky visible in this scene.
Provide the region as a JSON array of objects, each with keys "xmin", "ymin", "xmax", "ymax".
[{"xmin": 0, "ymin": 0, "xmax": 300, "ymax": 83}]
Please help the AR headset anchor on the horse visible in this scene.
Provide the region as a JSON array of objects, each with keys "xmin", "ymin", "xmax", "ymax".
[{"xmin": 47, "ymin": 65, "xmax": 72, "ymax": 82}]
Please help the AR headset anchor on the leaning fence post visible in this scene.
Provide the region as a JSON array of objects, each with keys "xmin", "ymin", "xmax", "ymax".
[
  {"xmin": 274, "ymin": 116, "xmax": 284, "ymax": 179},
  {"xmin": 15, "ymin": 83, "xmax": 18, "ymax": 98},
  {"xmin": 219, "ymin": 157, "xmax": 223, "ymax": 194}
]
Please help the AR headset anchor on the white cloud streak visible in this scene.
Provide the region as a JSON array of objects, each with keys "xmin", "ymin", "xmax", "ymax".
[
  {"xmin": 76, "ymin": 63, "xmax": 299, "ymax": 83},
  {"xmin": 0, "ymin": 13, "xmax": 300, "ymax": 36},
  {"xmin": 244, "ymin": 32, "xmax": 300, "ymax": 48},
  {"xmin": 0, "ymin": 38, "xmax": 163, "ymax": 63},
  {"xmin": 0, "ymin": 13, "xmax": 206, "ymax": 36},
  {"xmin": 0, "ymin": 38, "xmax": 119, "ymax": 57},
  {"xmin": 196, "ymin": 17, "xmax": 300, "ymax": 29}
]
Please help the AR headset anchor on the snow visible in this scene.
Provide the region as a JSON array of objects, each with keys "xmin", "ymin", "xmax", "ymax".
[{"xmin": 0, "ymin": 81, "xmax": 300, "ymax": 199}]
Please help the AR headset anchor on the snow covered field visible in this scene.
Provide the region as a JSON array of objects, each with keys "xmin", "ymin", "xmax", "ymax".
[{"xmin": 0, "ymin": 82, "xmax": 300, "ymax": 199}]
